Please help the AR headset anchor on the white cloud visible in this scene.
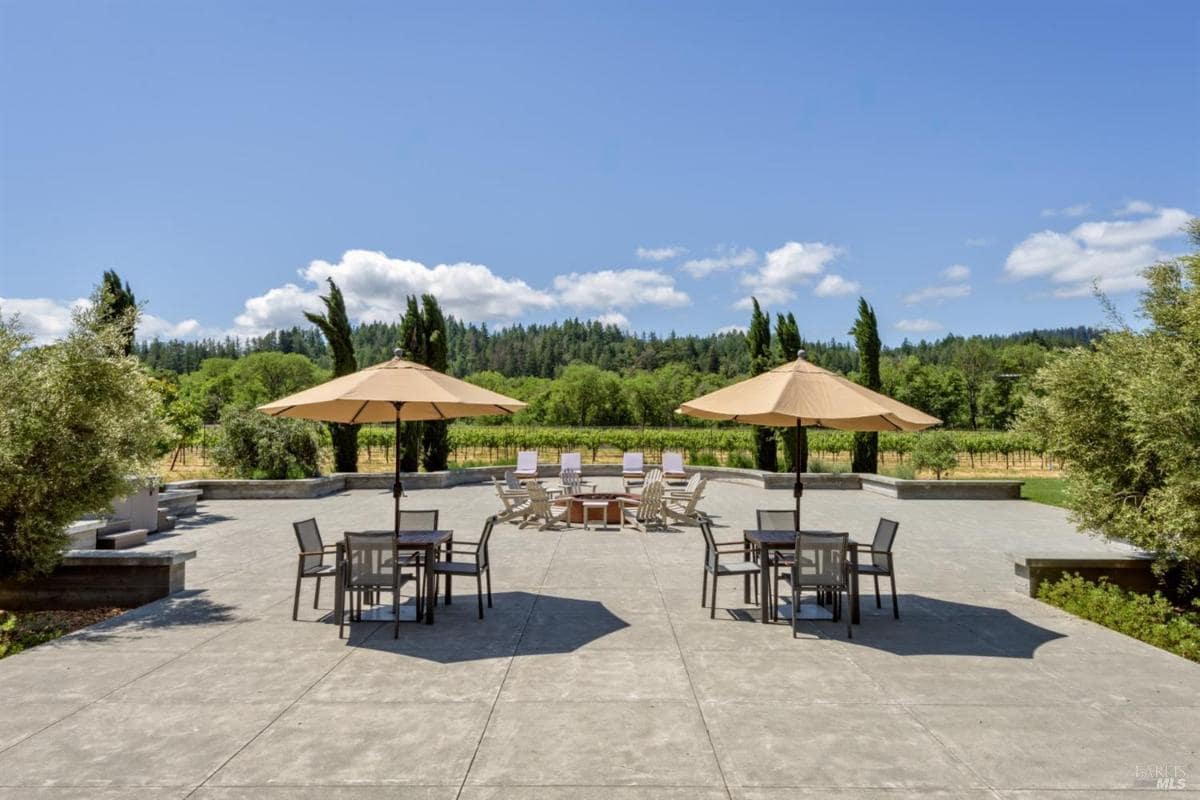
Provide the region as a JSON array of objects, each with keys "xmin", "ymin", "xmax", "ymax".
[
  {"xmin": 716, "ymin": 324, "xmax": 747, "ymax": 335},
  {"xmin": 594, "ymin": 311, "xmax": 631, "ymax": 330},
  {"xmin": 1004, "ymin": 205, "xmax": 1190, "ymax": 298},
  {"xmin": 0, "ymin": 296, "xmax": 88, "ymax": 343},
  {"xmin": 812, "ymin": 274, "xmax": 860, "ymax": 297},
  {"xmin": 941, "ymin": 264, "xmax": 970, "ymax": 280},
  {"xmin": 965, "ymin": 237, "xmax": 990, "ymax": 247},
  {"xmin": 1115, "ymin": 199, "xmax": 1155, "ymax": 216},
  {"xmin": 895, "ymin": 318, "xmax": 943, "ymax": 333},
  {"xmin": 138, "ymin": 314, "xmax": 204, "ymax": 339},
  {"xmin": 680, "ymin": 246, "xmax": 757, "ymax": 278},
  {"xmin": 636, "ymin": 245, "xmax": 686, "ymax": 262},
  {"xmin": 1041, "ymin": 203, "xmax": 1091, "ymax": 218},
  {"xmin": 736, "ymin": 241, "xmax": 842, "ymax": 308},
  {"xmin": 235, "ymin": 249, "xmax": 558, "ymax": 336},
  {"xmin": 553, "ymin": 268, "xmax": 689, "ymax": 310},
  {"xmin": 1, "ymin": 296, "xmax": 208, "ymax": 344},
  {"xmin": 902, "ymin": 284, "xmax": 971, "ymax": 305}
]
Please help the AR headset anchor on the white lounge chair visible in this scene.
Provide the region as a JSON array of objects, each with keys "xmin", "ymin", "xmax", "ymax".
[
  {"xmin": 622, "ymin": 452, "xmax": 645, "ymax": 478},
  {"xmin": 493, "ymin": 476, "xmax": 532, "ymax": 523},
  {"xmin": 515, "ymin": 450, "xmax": 539, "ymax": 480},
  {"xmin": 560, "ymin": 452, "xmax": 582, "ymax": 474},
  {"xmin": 662, "ymin": 451, "xmax": 687, "ymax": 483},
  {"xmin": 662, "ymin": 478, "xmax": 706, "ymax": 527},
  {"xmin": 519, "ymin": 483, "xmax": 570, "ymax": 530}
]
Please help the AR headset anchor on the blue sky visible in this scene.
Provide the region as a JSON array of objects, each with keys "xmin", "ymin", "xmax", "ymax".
[{"xmin": 2, "ymin": 1, "xmax": 1197, "ymax": 346}]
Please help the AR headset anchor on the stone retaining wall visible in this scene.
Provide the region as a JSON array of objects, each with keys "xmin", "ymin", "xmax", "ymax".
[
  {"xmin": 0, "ymin": 550, "xmax": 196, "ymax": 610},
  {"xmin": 169, "ymin": 466, "xmax": 1024, "ymax": 501}
]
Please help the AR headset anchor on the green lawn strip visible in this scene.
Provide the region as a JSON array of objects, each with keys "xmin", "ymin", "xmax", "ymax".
[{"xmin": 1021, "ymin": 476, "xmax": 1068, "ymax": 507}]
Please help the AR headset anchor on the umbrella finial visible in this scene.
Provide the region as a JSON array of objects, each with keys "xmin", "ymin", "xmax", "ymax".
[
  {"xmin": 393, "ymin": 348, "xmax": 404, "ymax": 360},
  {"xmin": 797, "ymin": 349, "xmax": 807, "ymax": 361}
]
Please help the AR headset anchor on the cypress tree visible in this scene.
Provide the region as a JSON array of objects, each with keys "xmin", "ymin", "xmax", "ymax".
[
  {"xmin": 420, "ymin": 294, "xmax": 451, "ymax": 471},
  {"xmin": 397, "ymin": 296, "xmax": 424, "ymax": 473},
  {"xmin": 747, "ymin": 298, "xmax": 777, "ymax": 471},
  {"xmin": 304, "ymin": 278, "xmax": 359, "ymax": 473},
  {"xmin": 849, "ymin": 297, "xmax": 882, "ymax": 473},
  {"xmin": 97, "ymin": 269, "xmax": 138, "ymax": 355},
  {"xmin": 774, "ymin": 312, "xmax": 804, "ymax": 472}
]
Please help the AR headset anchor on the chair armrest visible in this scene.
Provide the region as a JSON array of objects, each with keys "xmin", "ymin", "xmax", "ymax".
[
  {"xmin": 297, "ymin": 550, "xmax": 328, "ymax": 557},
  {"xmin": 713, "ymin": 543, "xmax": 750, "ymax": 552},
  {"xmin": 715, "ymin": 539, "xmax": 749, "ymax": 547}
]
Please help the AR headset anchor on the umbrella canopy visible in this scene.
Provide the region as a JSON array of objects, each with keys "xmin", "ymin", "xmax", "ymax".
[
  {"xmin": 258, "ymin": 349, "xmax": 526, "ymax": 533},
  {"xmin": 678, "ymin": 353, "xmax": 940, "ymax": 431},
  {"xmin": 258, "ymin": 351, "xmax": 527, "ymax": 423},
  {"xmin": 677, "ymin": 351, "xmax": 940, "ymax": 523}
]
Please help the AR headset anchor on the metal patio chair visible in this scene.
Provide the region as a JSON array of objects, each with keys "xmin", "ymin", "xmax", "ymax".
[
  {"xmin": 851, "ymin": 518, "xmax": 900, "ymax": 619},
  {"xmin": 292, "ymin": 518, "xmax": 339, "ymax": 620},
  {"xmin": 433, "ymin": 516, "xmax": 496, "ymax": 619},
  {"xmin": 700, "ymin": 515, "xmax": 759, "ymax": 618},
  {"xmin": 777, "ymin": 530, "xmax": 851, "ymax": 638},
  {"xmin": 341, "ymin": 531, "xmax": 415, "ymax": 639}
]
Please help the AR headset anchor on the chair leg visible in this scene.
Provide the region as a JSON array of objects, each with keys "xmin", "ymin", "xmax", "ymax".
[
  {"xmin": 874, "ymin": 574, "xmax": 881, "ymax": 609},
  {"xmin": 293, "ymin": 563, "xmax": 303, "ymax": 621},
  {"xmin": 710, "ymin": 572, "xmax": 718, "ymax": 619},
  {"xmin": 393, "ymin": 585, "xmax": 401, "ymax": 639},
  {"xmin": 701, "ymin": 569, "xmax": 708, "ymax": 607},
  {"xmin": 485, "ymin": 568, "xmax": 493, "ymax": 607},
  {"xmin": 476, "ymin": 573, "xmax": 484, "ymax": 619},
  {"xmin": 339, "ymin": 590, "xmax": 347, "ymax": 639},
  {"xmin": 890, "ymin": 571, "xmax": 899, "ymax": 619},
  {"xmin": 314, "ymin": 575, "xmax": 322, "ymax": 609}
]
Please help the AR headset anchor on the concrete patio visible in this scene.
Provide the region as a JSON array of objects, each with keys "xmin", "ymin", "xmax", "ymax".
[{"xmin": 1, "ymin": 477, "xmax": 1197, "ymax": 798}]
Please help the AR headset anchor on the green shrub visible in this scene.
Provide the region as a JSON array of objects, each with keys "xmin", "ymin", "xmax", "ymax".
[
  {"xmin": 0, "ymin": 303, "xmax": 165, "ymax": 580},
  {"xmin": 1037, "ymin": 573, "xmax": 1200, "ymax": 662},
  {"xmin": 725, "ymin": 450, "xmax": 755, "ymax": 469},
  {"xmin": 884, "ymin": 463, "xmax": 916, "ymax": 480},
  {"xmin": 212, "ymin": 408, "xmax": 321, "ymax": 479},
  {"xmin": 688, "ymin": 449, "xmax": 720, "ymax": 467},
  {"xmin": 911, "ymin": 430, "xmax": 958, "ymax": 479}
]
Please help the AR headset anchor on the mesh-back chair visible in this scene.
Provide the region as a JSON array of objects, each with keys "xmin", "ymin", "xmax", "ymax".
[
  {"xmin": 341, "ymin": 531, "xmax": 414, "ymax": 639},
  {"xmin": 397, "ymin": 509, "xmax": 439, "ymax": 616},
  {"xmin": 779, "ymin": 531, "xmax": 851, "ymax": 638},
  {"xmin": 433, "ymin": 516, "xmax": 496, "ymax": 619},
  {"xmin": 292, "ymin": 518, "xmax": 338, "ymax": 621},
  {"xmin": 756, "ymin": 509, "xmax": 799, "ymax": 600},
  {"xmin": 698, "ymin": 515, "xmax": 759, "ymax": 617},
  {"xmin": 852, "ymin": 518, "xmax": 900, "ymax": 619}
]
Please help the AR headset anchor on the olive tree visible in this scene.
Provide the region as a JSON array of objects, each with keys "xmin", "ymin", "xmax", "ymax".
[
  {"xmin": 0, "ymin": 299, "xmax": 165, "ymax": 580},
  {"xmin": 1020, "ymin": 219, "xmax": 1200, "ymax": 586}
]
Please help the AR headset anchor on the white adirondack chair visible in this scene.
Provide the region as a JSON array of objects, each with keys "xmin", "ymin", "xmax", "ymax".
[{"xmin": 519, "ymin": 483, "xmax": 570, "ymax": 530}]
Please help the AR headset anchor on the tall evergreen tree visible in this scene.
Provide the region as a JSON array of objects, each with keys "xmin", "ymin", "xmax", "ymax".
[
  {"xmin": 420, "ymin": 294, "xmax": 451, "ymax": 471},
  {"xmin": 97, "ymin": 269, "xmax": 138, "ymax": 355},
  {"xmin": 774, "ymin": 312, "xmax": 805, "ymax": 471},
  {"xmin": 304, "ymin": 278, "xmax": 359, "ymax": 473},
  {"xmin": 747, "ymin": 298, "xmax": 777, "ymax": 471},
  {"xmin": 849, "ymin": 297, "xmax": 882, "ymax": 472},
  {"xmin": 397, "ymin": 296, "xmax": 425, "ymax": 472}
]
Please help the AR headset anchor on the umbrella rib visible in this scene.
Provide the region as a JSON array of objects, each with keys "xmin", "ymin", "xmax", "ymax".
[
  {"xmin": 430, "ymin": 403, "xmax": 446, "ymax": 420},
  {"xmin": 348, "ymin": 400, "xmax": 370, "ymax": 424},
  {"xmin": 268, "ymin": 405, "xmax": 293, "ymax": 417}
]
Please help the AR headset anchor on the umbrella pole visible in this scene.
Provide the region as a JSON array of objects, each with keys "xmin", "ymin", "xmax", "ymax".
[
  {"xmin": 393, "ymin": 401, "xmax": 403, "ymax": 536},
  {"xmin": 794, "ymin": 421, "xmax": 803, "ymax": 529}
]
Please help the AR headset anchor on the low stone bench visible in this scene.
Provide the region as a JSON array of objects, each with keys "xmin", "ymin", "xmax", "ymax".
[
  {"xmin": 862, "ymin": 474, "xmax": 1023, "ymax": 500},
  {"xmin": 1010, "ymin": 551, "xmax": 1156, "ymax": 597},
  {"xmin": 0, "ymin": 549, "xmax": 196, "ymax": 610}
]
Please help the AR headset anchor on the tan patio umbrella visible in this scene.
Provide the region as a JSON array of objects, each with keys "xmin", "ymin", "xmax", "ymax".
[
  {"xmin": 677, "ymin": 350, "xmax": 940, "ymax": 523},
  {"xmin": 259, "ymin": 348, "xmax": 526, "ymax": 533}
]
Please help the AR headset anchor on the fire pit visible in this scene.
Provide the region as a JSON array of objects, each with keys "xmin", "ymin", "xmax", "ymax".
[{"xmin": 556, "ymin": 492, "xmax": 640, "ymax": 525}]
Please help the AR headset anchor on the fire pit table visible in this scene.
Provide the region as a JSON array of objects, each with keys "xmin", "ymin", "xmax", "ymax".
[{"xmin": 556, "ymin": 492, "xmax": 640, "ymax": 526}]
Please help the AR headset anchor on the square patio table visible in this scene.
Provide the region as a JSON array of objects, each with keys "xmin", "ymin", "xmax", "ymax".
[
  {"xmin": 336, "ymin": 529, "xmax": 452, "ymax": 625},
  {"xmin": 743, "ymin": 529, "xmax": 860, "ymax": 625}
]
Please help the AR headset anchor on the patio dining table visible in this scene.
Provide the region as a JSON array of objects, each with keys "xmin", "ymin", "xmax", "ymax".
[
  {"xmin": 335, "ymin": 529, "xmax": 453, "ymax": 625},
  {"xmin": 743, "ymin": 529, "xmax": 860, "ymax": 625}
]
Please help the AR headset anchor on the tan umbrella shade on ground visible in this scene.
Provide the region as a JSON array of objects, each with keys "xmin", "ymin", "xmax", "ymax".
[
  {"xmin": 259, "ymin": 349, "xmax": 526, "ymax": 532},
  {"xmin": 677, "ymin": 350, "xmax": 940, "ymax": 522}
]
